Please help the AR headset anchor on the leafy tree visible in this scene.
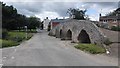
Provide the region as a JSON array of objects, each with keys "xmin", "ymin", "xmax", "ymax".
[
  {"xmin": 27, "ymin": 16, "xmax": 40, "ymax": 30},
  {"xmin": 1, "ymin": 2, "xmax": 41, "ymax": 31},
  {"xmin": 106, "ymin": 8, "xmax": 120, "ymax": 16},
  {"xmin": 67, "ymin": 8, "xmax": 87, "ymax": 20},
  {"xmin": 16, "ymin": 14, "xmax": 27, "ymax": 30},
  {"xmin": 2, "ymin": 2, "xmax": 18, "ymax": 30}
]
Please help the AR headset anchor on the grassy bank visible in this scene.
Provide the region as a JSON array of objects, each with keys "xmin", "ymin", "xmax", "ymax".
[
  {"xmin": 7, "ymin": 31, "xmax": 33, "ymax": 42},
  {"xmin": 0, "ymin": 39, "xmax": 18, "ymax": 48},
  {"xmin": 74, "ymin": 44, "xmax": 106, "ymax": 54},
  {"xmin": 13, "ymin": 29, "xmax": 37, "ymax": 33},
  {"xmin": 1, "ymin": 31, "xmax": 34, "ymax": 48}
]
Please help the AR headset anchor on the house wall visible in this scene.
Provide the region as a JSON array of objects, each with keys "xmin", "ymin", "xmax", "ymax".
[
  {"xmin": 52, "ymin": 22, "xmax": 60, "ymax": 29},
  {"xmin": 43, "ymin": 19, "xmax": 50, "ymax": 29},
  {"xmin": 100, "ymin": 17, "xmax": 119, "ymax": 28}
]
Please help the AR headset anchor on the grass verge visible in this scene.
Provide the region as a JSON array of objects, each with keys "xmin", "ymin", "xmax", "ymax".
[
  {"xmin": 7, "ymin": 31, "xmax": 33, "ymax": 42},
  {"xmin": 74, "ymin": 44, "xmax": 106, "ymax": 54},
  {"xmin": 1, "ymin": 31, "xmax": 33, "ymax": 48},
  {"xmin": 0, "ymin": 39, "xmax": 19, "ymax": 48}
]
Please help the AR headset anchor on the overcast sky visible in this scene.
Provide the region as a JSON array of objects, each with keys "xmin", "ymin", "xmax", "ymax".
[{"xmin": 1, "ymin": 0, "xmax": 119, "ymax": 21}]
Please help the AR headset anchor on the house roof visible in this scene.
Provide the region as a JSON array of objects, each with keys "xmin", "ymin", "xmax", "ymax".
[
  {"xmin": 100, "ymin": 8, "xmax": 120, "ymax": 20},
  {"xmin": 115, "ymin": 8, "xmax": 120, "ymax": 12},
  {"xmin": 50, "ymin": 19, "xmax": 66, "ymax": 23},
  {"xmin": 100, "ymin": 16, "xmax": 118, "ymax": 20}
]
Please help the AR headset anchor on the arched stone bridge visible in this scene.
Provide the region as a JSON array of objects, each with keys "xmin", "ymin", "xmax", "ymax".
[{"xmin": 49, "ymin": 19, "xmax": 107, "ymax": 47}]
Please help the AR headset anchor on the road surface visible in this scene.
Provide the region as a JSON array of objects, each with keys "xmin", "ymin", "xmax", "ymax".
[
  {"xmin": 1, "ymin": 30, "xmax": 118, "ymax": 66},
  {"xmin": 100, "ymin": 28, "xmax": 119, "ymax": 58}
]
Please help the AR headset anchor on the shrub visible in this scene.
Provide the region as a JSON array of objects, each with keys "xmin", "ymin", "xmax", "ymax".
[
  {"xmin": 2, "ymin": 29, "xmax": 8, "ymax": 39},
  {"xmin": 74, "ymin": 44, "xmax": 106, "ymax": 54},
  {"xmin": 27, "ymin": 29, "xmax": 37, "ymax": 33},
  {"xmin": 111, "ymin": 26, "xmax": 120, "ymax": 31}
]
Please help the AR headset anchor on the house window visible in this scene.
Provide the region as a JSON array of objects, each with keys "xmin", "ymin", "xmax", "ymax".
[
  {"xmin": 103, "ymin": 20, "xmax": 108, "ymax": 23},
  {"xmin": 104, "ymin": 20, "xmax": 107, "ymax": 22},
  {"xmin": 113, "ymin": 19, "xmax": 117, "ymax": 23}
]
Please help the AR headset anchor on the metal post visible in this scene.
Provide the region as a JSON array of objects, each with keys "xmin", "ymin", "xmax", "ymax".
[{"xmin": 25, "ymin": 26, "xmax": 27, "ymax": 39}]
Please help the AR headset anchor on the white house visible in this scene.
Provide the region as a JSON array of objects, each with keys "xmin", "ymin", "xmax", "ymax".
[{"xmin": 43, "ymin": 17, "xmax": 50, "ymax": 30}]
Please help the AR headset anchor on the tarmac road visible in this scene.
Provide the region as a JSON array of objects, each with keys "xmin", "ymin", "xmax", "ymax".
[{"xmin": 1, "ymin": 30, "xmax": 118, "ymax": 66}]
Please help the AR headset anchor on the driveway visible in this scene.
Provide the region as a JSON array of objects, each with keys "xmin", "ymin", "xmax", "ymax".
[{"xmin": 1, "ymin": 30, "xmax": 118, "ymax": 66}]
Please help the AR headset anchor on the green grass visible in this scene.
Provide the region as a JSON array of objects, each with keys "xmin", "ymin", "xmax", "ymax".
[
  {"xmin": 0, "ymin": 39, "xmax": 19, "ymax": 48},
  {"xmin": 7, "ymin": 31, "xmax": 33, "ymax": 42},
  {"xmin": 13, "ymin": 29, "xmax": 37, "ymax": 33},
  {"xmin": 74, "ymin": 44, "xmax": 106, "ymax": 54},
  {"xmin": 1, "ymin": 31, "xmax": 33, "ymax": 48}
]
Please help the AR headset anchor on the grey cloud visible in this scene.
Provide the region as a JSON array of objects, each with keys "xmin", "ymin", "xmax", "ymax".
[
  {"xmin": 6, "ymin": 2, "xmax": 76, "ymax": 17},
  {"xmin": 83, "ymin": 2, "xmax": 118, "ymax": 9},
  {"xmin": 42, "ymin": 2, "xmax": 77, "ymax": 16},
  {"xmin": 6, "ymin": 2, "xmax": 44, "ymax": 15},
  {"xmin": 94, "ymin": 2, "xmax": 118, "ymax": 8},
  {"xmin": 4, "ymin": 2, "xmax": 118, "ymax": 18}
]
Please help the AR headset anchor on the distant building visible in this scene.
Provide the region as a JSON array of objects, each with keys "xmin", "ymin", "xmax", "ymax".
[
  {"xmin": 49, "ymin": 18, "xmax": 65, "ymax": 29},
  {"xmin": 91, "ymin": 21, "xmax": 101, "ymax": 26},
  {"xmin": 43, "ymin": 17, "xmax": 50, "ymax": 29},
  {"xmin": 99, "ymin": 8, "xmax": 120, "ymax": 28}
]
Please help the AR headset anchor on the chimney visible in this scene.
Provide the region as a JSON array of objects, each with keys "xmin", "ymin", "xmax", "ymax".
[
  {"xmin": 56, "ymin": 18, "xmax": 58, "ymax": 19},
  {"xmin": 46, "ymin": 17, "xmax": 48, "ymax": 19}
]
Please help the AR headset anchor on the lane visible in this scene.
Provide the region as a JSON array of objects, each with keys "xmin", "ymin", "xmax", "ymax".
[
  {"xmin": 100, "ymin": 28, "xmax": 119, "ymax": 58},
  {"xmin": 2, "ymin": 31, "xmax": 118, "ymax": 66}
]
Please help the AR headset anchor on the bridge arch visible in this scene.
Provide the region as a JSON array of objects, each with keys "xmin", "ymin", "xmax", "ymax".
[
  {"xmin": 66, "ymin": 29, "xmax": 72, "ymax": 40},
  {"xmin": 49, "ymin": 19, "xmax": 106, "ymax": 47},
  {"xmin": 77, "ymin": 29, "xmax": 91, "ymax": 43}
]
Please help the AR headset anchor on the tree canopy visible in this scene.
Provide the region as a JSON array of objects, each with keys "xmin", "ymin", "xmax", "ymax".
[
  {"xmin": 1, "ymin": 2, "xmax": 41, "ymax": 30},
  {"xmin": 67, "ymin": 8, "xmax": 87, "ymax": 20},
  {"xmin": 106, "ymin": 8, "xmax": 120, "ymax": 16}
]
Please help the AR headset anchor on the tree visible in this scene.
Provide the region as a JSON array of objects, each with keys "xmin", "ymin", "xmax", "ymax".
[
  {"xmin": 1, "ymin": 2, "xmax": 41, "ymax": 31},
  {"xmin": 106, "ymin": 8, "xmax": 120, "ymax": 16},
  {"xmin": 67, "ymin": 8, "xmax": 87, "ymax": 20},
  {"xmin": 16, "ymin": 14, "xmax": 27, "ymax": 30},
  {"xmin": 27, "ymin": 16, "xmax": 40, "ymax": 30},
  {"xmin": 2, "ymin": 2, "xmax": 18, "ymax": 30}
]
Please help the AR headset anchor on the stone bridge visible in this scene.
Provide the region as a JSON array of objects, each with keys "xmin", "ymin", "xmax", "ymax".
[{"xmin": 49, "ymin": 19, "xmax": 107, "ymax": 47}]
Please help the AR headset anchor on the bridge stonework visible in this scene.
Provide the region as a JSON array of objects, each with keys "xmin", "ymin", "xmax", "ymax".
[{"xmin": 49, "ymin": 19, "xmax": 107, "ymax": 47}]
